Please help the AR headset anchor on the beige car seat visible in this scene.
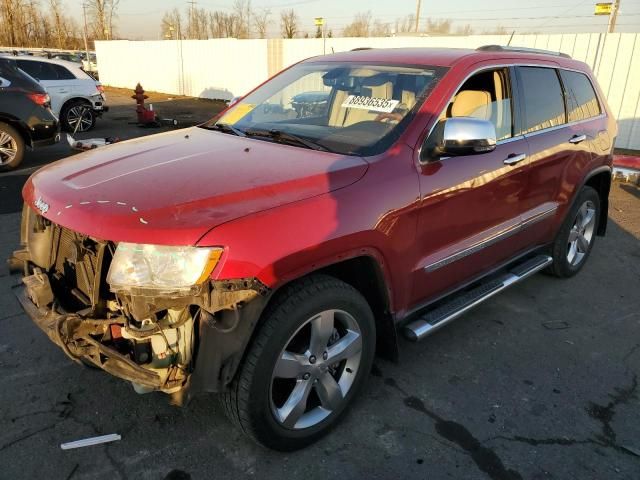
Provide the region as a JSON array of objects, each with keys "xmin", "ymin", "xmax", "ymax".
[{"xmin": 450, "ymin": 90, "xmax": 492, "ymax": 119}]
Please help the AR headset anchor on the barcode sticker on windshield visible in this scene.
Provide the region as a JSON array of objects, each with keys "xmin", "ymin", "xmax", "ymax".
[{"xmin": 341, "ymin": 95, "xmax": 400, "ymax": 113}]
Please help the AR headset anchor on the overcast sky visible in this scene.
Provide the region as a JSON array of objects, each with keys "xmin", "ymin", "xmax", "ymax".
[{"xmin": 65, "ymin": 0, "xmax": 640, "ymax": 39}]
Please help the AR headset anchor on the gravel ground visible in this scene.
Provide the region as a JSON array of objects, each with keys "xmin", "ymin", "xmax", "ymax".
[{"xmin": 0, "ymin": 92, "xmax": 638, "ymax": 479}]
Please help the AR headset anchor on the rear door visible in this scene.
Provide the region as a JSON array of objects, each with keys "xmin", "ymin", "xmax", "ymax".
[
  {"xmin": 515, "ymin": 66, "xmax": 597, "ymax": 246},
  {"xmin": 410, "ymin": 66, "xmax": 532, "ymax": 307}
]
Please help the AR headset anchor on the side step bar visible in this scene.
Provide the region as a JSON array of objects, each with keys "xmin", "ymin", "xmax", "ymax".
[{"xmin": 404, "ymin": 254, "xmax": 552, "ymax": 342}]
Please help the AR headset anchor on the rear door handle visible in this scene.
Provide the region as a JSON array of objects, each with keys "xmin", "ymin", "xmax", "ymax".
[
  {"xmin": 569, "ymin": 134, "xmax": 587, "ymax": 144},
  {"xmin": 504, "ymin": 153, "xmax": 527, "ymax": 166}
]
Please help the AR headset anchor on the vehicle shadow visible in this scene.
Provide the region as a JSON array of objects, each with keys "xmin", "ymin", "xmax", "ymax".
[{"xmin": 619, "ymin": 181, "xmax": 640, "ymax": 200}]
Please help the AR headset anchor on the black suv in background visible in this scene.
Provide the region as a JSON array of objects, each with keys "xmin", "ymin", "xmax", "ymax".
[{"xmin": 0, "ymin": 58, "xmax": 59, "ymax": 170}]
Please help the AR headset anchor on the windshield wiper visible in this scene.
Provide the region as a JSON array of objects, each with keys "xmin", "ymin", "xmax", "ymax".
[
  {"xmin": 243, "ymin": 128, "xmax": 332, "ymax": 152},
  {"xmin": 207, "ymin": 123, "xmax": 246, "ymax": 137}
]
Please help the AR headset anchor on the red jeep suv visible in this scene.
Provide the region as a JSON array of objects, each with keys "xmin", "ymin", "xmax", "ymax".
[{"xmin": 11, "ymin": 46, "xmax": 616, "ymax": 450}]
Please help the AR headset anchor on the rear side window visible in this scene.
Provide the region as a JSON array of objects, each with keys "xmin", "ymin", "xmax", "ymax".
[
  {"xmin": 559, "ymin": 70, "xmax": 601, "ymax": 122},
  {"xmin": 518, "ymin": 67, "xmax": 566, "ymax": 134},
  {"xmin": 16, "ymin": 60, "xmax": 73, "ymax": 81},
  {"xmin": 51, "ymin": 64, "xmax": 76, "ymax": 80},
  {"xmin": 17, "ymin": 60, "xmax": 54, "ymax": 80}
]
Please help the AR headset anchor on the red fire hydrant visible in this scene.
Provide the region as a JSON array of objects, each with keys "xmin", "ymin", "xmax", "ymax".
[{"xmin": 131, "ymin": 83, "xmax": 155, "ymax": 124}]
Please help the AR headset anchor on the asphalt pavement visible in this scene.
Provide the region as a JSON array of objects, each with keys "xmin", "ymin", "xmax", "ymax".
[{"xmin": 0, "ymin": 91, "xmax": 638, "ymax": 479}]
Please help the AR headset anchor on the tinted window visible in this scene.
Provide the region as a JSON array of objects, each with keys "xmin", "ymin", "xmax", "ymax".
[
  {"xmin": 518, "ymin": 67, "xmax": 566, "ymax": 134},
  {"xmin": 560, "ymin": 70, "xmax": 601, "ymax": 122},
  {"xmin": 17, "ymin": 60, "xmax": 52, "ymax": 80},
  {"xmin": 0, "ymin": 58, "xmax": 42, "ymax": 90},
  {"xmin": 52, "ymin": 64, "xmax": 75, "ymax": 80}
]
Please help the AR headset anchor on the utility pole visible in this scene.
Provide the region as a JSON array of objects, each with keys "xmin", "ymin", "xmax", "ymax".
[
  {"xmin": 415, "ymin": 0, "xmax": 421, "ymax": 33},
  {"xmin": 187, "ymin": 0, "xmax": 197, "ymax": 38},
  {"xmin": 82, "ymin": 3, "xmax": 90, "ymax": 61},
  {"xmin": 608, "ymin": 0, "xmax": 621, "ymax": 33}
]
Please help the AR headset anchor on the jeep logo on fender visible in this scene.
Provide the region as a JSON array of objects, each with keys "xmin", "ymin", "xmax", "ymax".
[{"xmin": 34, "ymin": 196, "xmax": 49, "ymax": 214}]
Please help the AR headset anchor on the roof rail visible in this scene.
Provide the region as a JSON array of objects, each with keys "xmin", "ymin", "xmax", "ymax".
[
  {"xmin": 476, "ymin": 45, "xmax": 571, "ymax": 59},
  {"xmin": 350, "ymin": 47, "xmax": 373, "ymax": 51}
]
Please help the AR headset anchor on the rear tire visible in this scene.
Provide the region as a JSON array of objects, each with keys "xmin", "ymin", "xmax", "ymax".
[
  {"xmin": 61, "ymin": 100, "xmax": 96, "ymax": 132},
  {"xmin": 548, "ymin": 186, "xmax": 600, "ymax": 278},
  {"xmin": 0, "ymin": 122, "xmax": 25, "ymax": 171},
  {"xmin": 221, "ymin": 274, "xmax": 376, "ymax": 451}
]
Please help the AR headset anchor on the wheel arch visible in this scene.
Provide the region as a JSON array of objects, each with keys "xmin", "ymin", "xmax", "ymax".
[
  {"xmin": 583, "ymin": 166, "xmax": 611, "ymax": 236},
  {"xmin": 257, "ymin": 254, "xmax": 398, "ymax": 362},
  {"xmin": 187, "ymin": 254, "xmax": 398, "ymax": 399},
  {"xmin": 314, "ymin": 255, "xmax": 398, "ymax": 362},
  {"xmin": 60, "ymin": 96, "xmax": 92, "ymax": 114},
  {"xmin": 0, "ymin": 114, "xmax": 32, "ymax": 147}
]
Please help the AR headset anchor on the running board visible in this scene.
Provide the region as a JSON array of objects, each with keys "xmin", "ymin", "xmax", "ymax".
[{"xmin": 404, "ymin": 254, "xmax": 553, "ymax": 342}]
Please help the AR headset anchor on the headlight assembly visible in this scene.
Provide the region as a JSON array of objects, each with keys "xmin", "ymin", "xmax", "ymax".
[{"xmin": 107, "ymin": 243, "xmax": 223, "ymax": 294}]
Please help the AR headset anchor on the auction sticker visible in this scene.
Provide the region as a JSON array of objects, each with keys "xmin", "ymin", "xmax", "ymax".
[{"xmin": 341, "ymin": 95, "xmax": 400, "ymax": 113}]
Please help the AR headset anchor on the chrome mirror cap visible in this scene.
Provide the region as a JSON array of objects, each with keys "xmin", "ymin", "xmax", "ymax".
[
  {"xmin": 423, "ymin": 117, "xmax": 497, "ymax": 161},
  {"xmin": 441, "ymin": 117, "xmax": 497, "ymax": 156}
]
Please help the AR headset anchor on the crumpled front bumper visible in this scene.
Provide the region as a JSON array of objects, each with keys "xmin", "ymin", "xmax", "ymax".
[{"xmin": 14, "ymin": 285, "xmax": 171, "ymax": 391}]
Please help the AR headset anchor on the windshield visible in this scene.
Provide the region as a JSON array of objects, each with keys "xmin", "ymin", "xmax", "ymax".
[{"xmin": 203, "ymin": 62, "xmax": 446, "ymax": 156}]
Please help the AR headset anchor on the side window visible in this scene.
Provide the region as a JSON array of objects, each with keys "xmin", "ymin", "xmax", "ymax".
[
  {"xmin": 51, "ymin": 64, "xmax": 76, "ymax": 80},
  {"xmin": 16, "ymin": 60, "xmax": 41, "ymax": 79},
  {"xmin": 559, "ymin": 70, "xmax": 601, "ymax": 122},
  {"xmin": 518, "ymin": 67, "xmax": 566, "ymax": 134},
  {"xmin": 17, "ymin": 61, "xmax": 57, "ymax": 81},
  {"xmin": 440, "ymin": 68, "xmax": 513, "ymax": 141}
]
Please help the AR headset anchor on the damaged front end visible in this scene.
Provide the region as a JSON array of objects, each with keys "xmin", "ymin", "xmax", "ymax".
[{"xmin": 9, "ymin": 206, "xmax": 270, "ymax": 403}]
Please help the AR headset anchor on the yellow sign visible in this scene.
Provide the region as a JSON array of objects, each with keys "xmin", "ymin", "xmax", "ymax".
[
  {"xmin": 314, "ymin": 17, "xmax": 325, "ymax": 26},
  {"xmin": 594, "ymin": 2, "xmax": 612, "ymax": 15}
]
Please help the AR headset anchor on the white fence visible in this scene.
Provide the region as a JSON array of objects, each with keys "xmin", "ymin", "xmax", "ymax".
[{"xmin": 95, "ymin": 33, "xmax": 640, "ymax": 150}]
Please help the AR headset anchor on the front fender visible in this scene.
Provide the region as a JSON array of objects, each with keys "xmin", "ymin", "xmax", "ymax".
[{"xmin": 197, "ymin": 191, "xmax": 396, "ymax": 306}]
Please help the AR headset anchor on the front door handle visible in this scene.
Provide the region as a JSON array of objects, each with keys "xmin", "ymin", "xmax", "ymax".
[
  {"xmin": 569, "ymin": 134, "xmax": 587, "ymax": 144},
  {"xmin": 504, "ymin": 153, "xmax": 527, "ymax": 166}
]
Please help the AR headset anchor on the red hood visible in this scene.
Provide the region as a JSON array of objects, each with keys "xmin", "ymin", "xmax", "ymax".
[{"xmin": 23, "ymin": 127, "xmax": 368, "ymax": 245}]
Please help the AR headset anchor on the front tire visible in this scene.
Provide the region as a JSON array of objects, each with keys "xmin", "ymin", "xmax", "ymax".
[
  {"xmin": 548, "ymin": 186, "xmax": 600, "ymax": 278},
  {"xmin": 61, "ymin": 100, "xmax": 96, "ymax": 132},
  {"xmin": 0, "ymin": 122, "xmax": 25, "ymax": 171},
  {"xmin": 221, "ymin": 275, "xmax": 376, "ymax": 451}
]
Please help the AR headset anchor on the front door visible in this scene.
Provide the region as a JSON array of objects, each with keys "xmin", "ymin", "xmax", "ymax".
[{"xmin": 410, "ymin": 66, "xmax": 532, "ymax": 308}]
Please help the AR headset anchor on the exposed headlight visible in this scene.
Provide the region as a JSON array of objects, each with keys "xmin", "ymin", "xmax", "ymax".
[{"xmin": 107, "ymin": 243, "xmax": 223, "ymax": 294}]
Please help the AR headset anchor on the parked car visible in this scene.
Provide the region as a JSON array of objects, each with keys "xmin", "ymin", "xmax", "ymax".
[
  {"xmin": 0, "ymin": 58, "xmax": 59, "ymax": 170},
  {"xmin": 11, "ymin": 46, "xmax": 616, "ymax": 450},
  {"xmin": 4, "ymin": 55, "xmax": 107, "ymax": 132},
  {"xmin": 48, "ymin": 52, "xmax": 83, "ymax": 64},
  {"xmin": 80, "ymin": 52, "xmax": 98, "ymax": 77},
  {"xmin": 613, "ymin": 155, "xmax": 640, "ymax": 185}
]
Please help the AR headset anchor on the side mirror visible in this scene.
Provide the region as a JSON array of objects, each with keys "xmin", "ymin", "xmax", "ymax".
[
  {"xmin": 423, "ymin": 117, "xmax": 496, "ymax": 161},
  {"xmin": 0, "ymin": 77, "xmax": 10, "ymax": 87}
]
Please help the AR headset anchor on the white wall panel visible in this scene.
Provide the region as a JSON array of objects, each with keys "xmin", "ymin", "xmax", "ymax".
[{"xmin": 95, "ymin": 33, "xmax": 640, "ymax": 150}]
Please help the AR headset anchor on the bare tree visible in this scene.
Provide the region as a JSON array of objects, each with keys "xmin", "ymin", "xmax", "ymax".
[
  {"xmin": 186, "ymin": 6, "xmax": 208, "ymax": 39},
  {"xmin": 343, "ymin": 11, "xmax": 371, "ymax": 37},
  {"xmin": 455, "ymin": 24, "xmax": 474, "ymax": 36},
  {"xmin": 0, "ymin": 0, "xmax": 23, "ymax": 46},
  {"xmin": 280, "ymin": 9, "xmax": 298, "ymax": 39},
  {"xmin": 484, "ymin": 25, "xmax": 509, "ymax": 35},
  {"xmin": 232, "ymin": 0, "xmax": 252, "ymax": 38},
  {"xmin": 50, "ymin": 0, "xmax": 65, "ymax": 48},
  {"xmin": 371, "ymin": 19, "xmax": 391, "ymax": 37},
  {"xmin": 85, "ymin": 0, "xmax": 119, "ymax": 40},
  {"xmin": 253, "ymin": 8, "xmax": 270, "ymax": 39},
  {"xmin": 425, "ymin": 18, "xmax": 452, "ymax": 35},
  {"xmin": 161, "ymin": 8, "xmax": 182, "ymax": 39},
  {"xmin": 395, "ymin": 14, "xmax": 415, "ymax": 34}
]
